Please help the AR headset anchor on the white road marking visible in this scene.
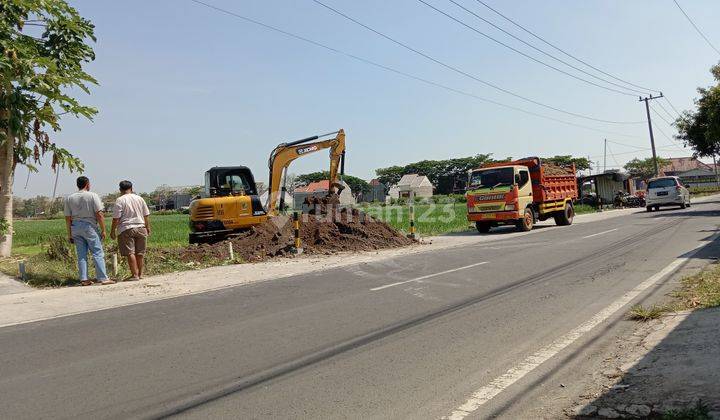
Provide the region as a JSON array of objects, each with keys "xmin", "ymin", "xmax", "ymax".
[
  {"xmin": 370, "ymin": 262, "xmax": 489, "ymax": 291},
  {"xmin": 582, "ymin": 228, "xmax": 619, "ymax": 239},
  {"xmin": 445, "ymin": 250, "xmax": 705, "ymax": 420}
]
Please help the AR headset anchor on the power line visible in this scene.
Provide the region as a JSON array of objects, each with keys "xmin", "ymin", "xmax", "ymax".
[
  {"xmin": 414, "ymin": 0, "xmax": 640, "ymax": 97},
  {"xmin": 654, "ymin": 100, "xmax": 677, "ymax": 123},
  {"xmin": 588, "ymin": 145, "xmax": 686, "ymax": 160},
  {"xmin": 187, "ymin": 0, "xmax": 645, "ymax": 139},
  {"xmin": 663, "ymin": 96, "xmax": 684, "ymax": 117},
  {"xmin": 310, "ymin": 0, "xmax": 645, "ymax": 124},
  {"xmin": 673, "ymin": 0, "xmax": 720, "ymax": 56},
  {"xmin": 608, "ymin": 139, "xmax": 684, "ymax": 152},
  {"xmin": 606, "ymin": 143, "xmax": 622, "ymax": 168},
  {"xmin": 472, "ymin": 0, "xmax": 661, "ymax": 94},
  {"xmin": 649, "ymin": 104, "xmax": 673, "ymax": 126},
  {"xmin": 438, "ymin": 0, "xmax": 650, "ymax": 96}
]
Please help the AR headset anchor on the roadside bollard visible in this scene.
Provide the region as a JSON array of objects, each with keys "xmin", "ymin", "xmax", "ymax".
[
  {"xmin": 111, "ymin": 253, "xmax": 118, "ymax": 277},
  {"xmin": 598, "ymin": 197, "xmax": 603, "ymax": 212},
  {"xmin": 407, "ymin": 201, "xmax": 418, "ymax": 240},
  {"xmin": 292, "ymin": 212, "xmax": 303, "ymax": 255},
  {"xmin": 227, "ymin": 242, "xmax": 234, "ymax": 261},
  {"xmin": 18, "ymin": 260, "xmax": 26, "ymax": 282}
]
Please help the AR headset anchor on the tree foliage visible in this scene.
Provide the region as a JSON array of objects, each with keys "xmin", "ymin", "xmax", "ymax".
[
  {"xmin": 675, "ymin": 63, "xmax": 720, "ymax": 158},
  {"xmin": 295, "ymin": 171, "xmax": 371, "ymax": 196},
  {"xmin": 0, "ymin": 0, "xmax": 98, "ymax": 173},
  {"xmin": 624, "ymin": 157, "xmax": 669, "ymax": 181},
  {"xmin": 543, "ymin": 155, "xmax": 592, "ymax": 172},
  {"xmin": 375, "ymin": 154, "xmax": 496, "ymax": 193}
]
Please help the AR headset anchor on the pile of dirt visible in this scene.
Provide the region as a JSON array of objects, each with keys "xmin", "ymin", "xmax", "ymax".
[
  {"xmin": 180, "ymin": 194, "xmax": 415, "ymax": 263},
  {"xmin": 544, "ymin": 163, "xmax": 575, "ymax": 176}
]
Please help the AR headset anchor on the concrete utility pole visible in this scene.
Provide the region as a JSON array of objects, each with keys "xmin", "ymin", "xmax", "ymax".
[
  {"xmin": 603, "ymin": 139, "xmax": 607, "ymax": 173},
  {"xmin": 640, "ymin": 93, "xmax": 664, "ymax": 177},
  {"xmin": 714, "ymin": 154, "xmax": 720, "ymax": 188}
]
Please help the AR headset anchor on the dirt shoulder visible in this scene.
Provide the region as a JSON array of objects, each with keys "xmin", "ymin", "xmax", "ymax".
[
  {"xmin": 563, "ymin": 255, "xmax": 720, "ymax": 419},
  {"xmin": 0, "ymin": 206, "xmax": 643, "ymax": 328},
  {"xmin": 566, "ymin": 308, "xmax": 720, "ymax": 419}
]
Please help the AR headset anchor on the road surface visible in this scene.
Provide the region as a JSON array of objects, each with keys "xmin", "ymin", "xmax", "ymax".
[{"xmin": 1, "ymin": 199, "xmax": 719, "ymax": 419}]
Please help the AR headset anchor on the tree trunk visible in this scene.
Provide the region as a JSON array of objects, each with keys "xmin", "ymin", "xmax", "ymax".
[{"xmin": 0, "ymin": 121, "xmax": 14, "ymax": 257}]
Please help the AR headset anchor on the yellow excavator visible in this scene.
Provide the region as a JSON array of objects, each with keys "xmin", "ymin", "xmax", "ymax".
[{"xmin": 188, "ymin": 129, "xmax": 346, "ymax": 243}]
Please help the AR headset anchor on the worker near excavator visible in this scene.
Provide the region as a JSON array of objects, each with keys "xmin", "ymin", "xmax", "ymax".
[{"xmin": 110, "ymin": 180, "xmax": 151, "ymax": 281}]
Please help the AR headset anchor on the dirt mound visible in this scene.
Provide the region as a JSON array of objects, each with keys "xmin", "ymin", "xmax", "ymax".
[
  {"xmin": 544, "ymin": 163, "xmax": 575, "ymax": 176},
  {"xmin": 181, "ymin": 196, "xmax": 415, "ymax": 263}
]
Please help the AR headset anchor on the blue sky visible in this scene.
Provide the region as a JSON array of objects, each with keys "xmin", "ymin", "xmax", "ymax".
[{"xmin": 20, "ymin": 0, "xmax": 720, "ymax": 197}]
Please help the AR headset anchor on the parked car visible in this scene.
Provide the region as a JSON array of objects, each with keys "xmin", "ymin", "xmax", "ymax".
[{"xmin": 645, "ymin": 176, "xmax": 690, "ymax": 211}]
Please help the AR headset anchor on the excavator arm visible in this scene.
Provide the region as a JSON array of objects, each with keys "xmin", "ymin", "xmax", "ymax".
[{"xmin": 266, "ymin": 129, "xmax": 346, "ymax": 215}]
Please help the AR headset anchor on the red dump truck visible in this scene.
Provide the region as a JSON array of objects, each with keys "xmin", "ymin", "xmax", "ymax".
[{"xmin": 466, "ymin": 157, "xmax": 578, "ymax": 233}]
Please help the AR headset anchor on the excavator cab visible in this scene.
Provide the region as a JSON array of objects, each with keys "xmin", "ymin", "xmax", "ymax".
[
  {"xmin": 189, "ymin": 166, "xmax": 267, "ymax": 244},
  {"xmin": 204, "ymin": 166, "xmax": 257, "ymax": 197}
]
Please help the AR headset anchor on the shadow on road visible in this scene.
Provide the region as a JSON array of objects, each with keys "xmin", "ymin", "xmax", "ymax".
[
  {"xmin": 443, "ymin": 225, "xmax": 554, "ymax": 237},
  {"xmin": 577, "ymin": 307, "xmax": 720, "ymax": 418},
  {"xmin": 483, "ymin": 233, "xmax": 720, "ymax": 419}
]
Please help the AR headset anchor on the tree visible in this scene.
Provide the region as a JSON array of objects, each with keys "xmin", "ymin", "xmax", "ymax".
[
  {"xmin": 0, "ymin": 1, "xmax": 97, "ymax": 256},
  {"xmin": 295, "ymin": 171, "xmax": 371, "ymax": 196},
  {"xmin": 375, "ymin": 165, "xmax": 404, "ymax": 187},
  {"xmin": 624, "ymin": 157, "xmax": 669, "ymax": 181},
  {"xmin": 375, "ymin": 154, "xmax": 496, "ymax": 193},
  {"xmin": 544, "ymin": 155, "xmax": 592, "ymax": 172},
  {"xmin": 675, "ymin": 62, "xmax": 720, "ymax": 158}
]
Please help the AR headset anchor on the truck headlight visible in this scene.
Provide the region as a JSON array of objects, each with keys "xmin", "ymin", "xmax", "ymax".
[{"xmin": 505, "ymin": 204, "xmax": 515, "ymax": 211}]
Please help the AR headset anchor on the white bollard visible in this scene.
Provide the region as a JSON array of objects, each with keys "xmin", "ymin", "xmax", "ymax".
[
  {"xmin": 228, "ymin": 242, "xmax": 234, "ymax": 261},
  {"xmin": 112, "ymin": 253, "xmax": 118, "ymax": 277}
]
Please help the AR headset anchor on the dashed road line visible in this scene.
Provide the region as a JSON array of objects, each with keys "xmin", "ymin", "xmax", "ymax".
[
  {"xmin": 582, "ymin": 228, "xmax": 619, "ymax": 239},
  {"xmin": 370, "ymin": 262, "xmax": 489, "ymax": 291}
]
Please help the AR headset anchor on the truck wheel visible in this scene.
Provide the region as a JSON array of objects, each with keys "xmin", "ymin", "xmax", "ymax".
[
  {"xmin": 554, "ymin": 202, "xmax": 574, "ymax": 226},
  {"xmin": 475, "ymin": 221, "xmax": 491, "ymax": 233},
  {"xmin": 516, "ymin": 208, "xmax": 534, "ymax": 232}
]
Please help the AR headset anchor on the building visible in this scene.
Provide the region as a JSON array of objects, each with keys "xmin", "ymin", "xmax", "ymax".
[
  {"xmin": 577, "ymin": 171, "xmax": 630, "ymax": 205},
  {"xmin": 659, "ymin": 157, "xmax": 719, "ymax": 188},
  {"xmin": 358, "ymin": 179, "xmax": 387, "ymax": 203},
  {"xmin": 386, "ymin": 174, "xmax": 434, "ymax": 201},
  {"xmin": 259, "ymin": 190, "xmax": 294, "ymax": 210},
  {"xmin": 292, "ymin": 179, "xmax": 354, "ymax": 209},
  {"xmin": 659, "ymin": 157, "xmax": 711, "ymax": 176}
]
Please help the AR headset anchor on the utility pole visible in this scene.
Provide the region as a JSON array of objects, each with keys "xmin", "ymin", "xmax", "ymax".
[
  {"xmin": 714, "ymin": 154, "xmax": 720, "ymax": 188},
  {"xmin": 603, "ymin": 138, "xmax": 607, "ymax": 173},
  {"xmin": 639, "ymin": 93, "xmax": 664, "ymax": 177}
]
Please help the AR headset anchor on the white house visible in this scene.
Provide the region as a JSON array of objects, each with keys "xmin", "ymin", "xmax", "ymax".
[{"xmin": 386, "ymin": 174, "xmax": 433, "ymax": 201}]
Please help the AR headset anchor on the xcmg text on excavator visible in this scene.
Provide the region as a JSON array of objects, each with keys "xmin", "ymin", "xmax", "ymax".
[{"xmin": 188, "ymin": 129, "xmax": 346, "ymax": 243}]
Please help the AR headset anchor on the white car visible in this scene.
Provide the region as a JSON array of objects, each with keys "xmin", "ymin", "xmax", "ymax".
[{"xmin": 645, "ymin": 176, "xmax": 691, "ymax": 211}]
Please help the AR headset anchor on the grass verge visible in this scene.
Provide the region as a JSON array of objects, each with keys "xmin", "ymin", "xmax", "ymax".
[
  {"xmin": 628, "ymin": 261, "xmax": 720, "ymax": 321},
  {"xmin": 662, "ymin": 400, "xmax": 711, "ymax": 420}
]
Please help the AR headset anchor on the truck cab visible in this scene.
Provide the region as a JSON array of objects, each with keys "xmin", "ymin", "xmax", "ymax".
[{"xmin": 466, "ymin": 165, "xmax": 532, "ymax": 232}]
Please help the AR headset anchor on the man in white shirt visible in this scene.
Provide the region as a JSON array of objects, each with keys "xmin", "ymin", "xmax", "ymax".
[
  {"xmin": 110, "ymin": 180, "xmax": 151, "ymax": 281},
  {"xmin": 64, "ymin": 176, "xmax": 114, "ymax": 286}
]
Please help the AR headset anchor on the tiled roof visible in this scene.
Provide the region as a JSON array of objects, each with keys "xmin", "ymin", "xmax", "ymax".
[
  {"xmin": 660, "ymin": 157, "xmax": 712, "ymax": 174},
  {"xmin": 294, "ymin": 180, "xmax": 329, "ymax": 193}
]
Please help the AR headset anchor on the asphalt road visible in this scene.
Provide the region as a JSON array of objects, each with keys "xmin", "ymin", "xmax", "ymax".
[{"xmin": 1, "ymin": 200, "xmax": 719, "ymax": 420}]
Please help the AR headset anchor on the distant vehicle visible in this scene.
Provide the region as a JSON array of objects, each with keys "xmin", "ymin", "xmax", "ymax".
[
  {"xmin": 466, "ymin": 157, "xmax": 578, "ymax": 233},
  {"xmin": 645, "ymin": 176, "xmax": 690, "ymax": 212}
]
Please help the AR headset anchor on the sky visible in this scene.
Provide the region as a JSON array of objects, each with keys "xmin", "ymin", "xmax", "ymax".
[{"xmin": 18, "ymin": 0, "xmax": 720, "ymax": 198}]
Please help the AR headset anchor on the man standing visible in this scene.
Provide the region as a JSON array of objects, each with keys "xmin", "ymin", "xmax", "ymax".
[
  {"xmin": 64, "ymin": 176, "xmax": 114, "ymax": 286},
  {"xmin": 111, "ymin": 180, "xmax": 151, "ymax": 281}
]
